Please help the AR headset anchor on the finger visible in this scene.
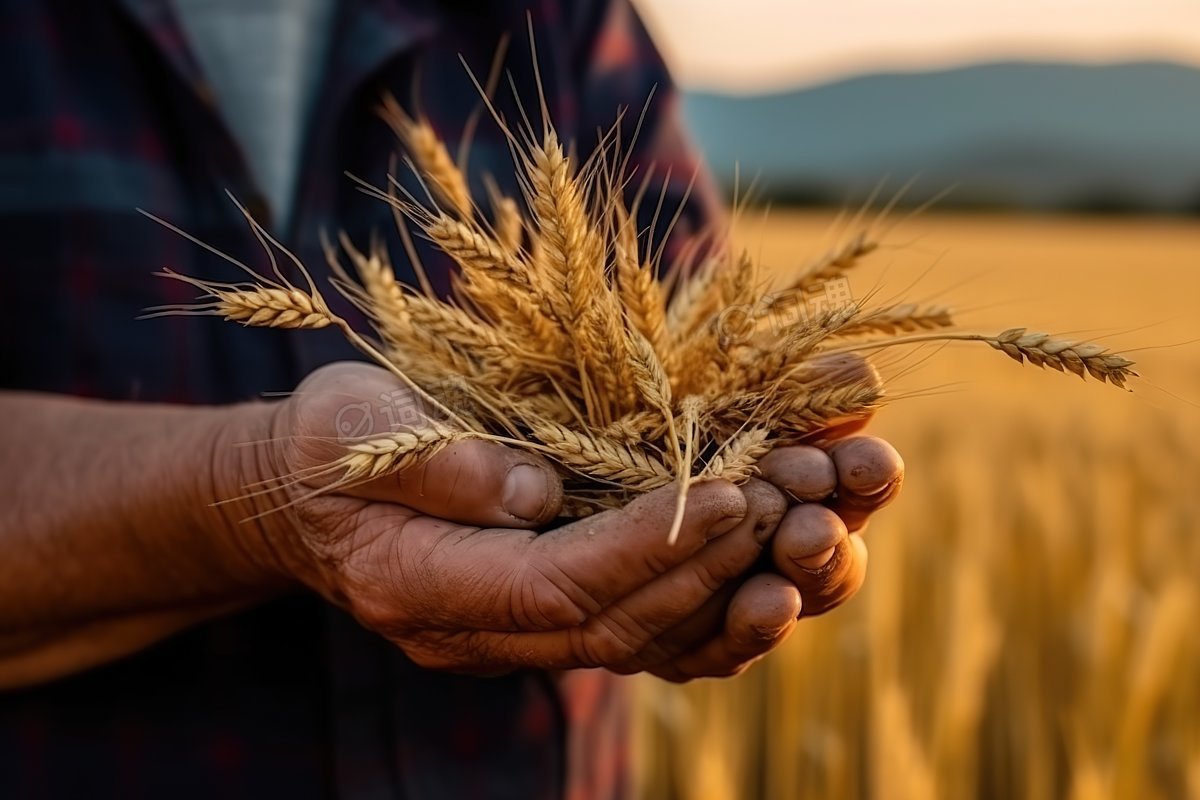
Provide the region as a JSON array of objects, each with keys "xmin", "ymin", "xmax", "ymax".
[
  {"xmin": 770, "ymin": 504, "xmax": 868, "ymax": 616},
  {"xmin": 827, "ymin": 436, "xmax": 904, "ymax": 532},
  {"xmin": 757, "ymin": 445, "xmax": 837, "ymax": 502},
  {"xmin": 349, "ymin": 438, "xmax": 564, "ymax": 527},
  {"xmin": 606, "ymin": 583, "xmax": 736, "ymax": 674},
  {"xmin": 655, "ymin": 573, "xmax": 801, "ymax": 681},
  {"xmin": 346, "ymin": 479, "xmax": 748, "ymax": 637},
  {"xmin": 468, "ymin": 480, "xmax": 786, "ymax": 669},
  {"xmin": 519, "ymin": 479, "xmax": 749, "ymax": 616}
]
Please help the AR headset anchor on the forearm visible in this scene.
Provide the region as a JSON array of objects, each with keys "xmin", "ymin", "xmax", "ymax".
[{"xmin": 0, "ymin": 392, "xmax": 288, "ymax": 684}]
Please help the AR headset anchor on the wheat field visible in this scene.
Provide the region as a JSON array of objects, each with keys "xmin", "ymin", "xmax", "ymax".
[{"xmin": 630, "ymin": 211, "xmax": 1200, "ymax": 800}]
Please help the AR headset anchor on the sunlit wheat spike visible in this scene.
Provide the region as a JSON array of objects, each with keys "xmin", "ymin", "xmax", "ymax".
[
  {"xmin": 526, "ymin": 132, "xmax": 603, "ymax": 322},
  {"xmin": 988, "ymin": 328, "xmax": 1138, "ymax": 387},
  {"xmin": 492, "ymin": 193, "xmax": 525, "ymax": 254},
  {"xmin": 729, "ymin": 304, "xmax": 864, "ymax": 390},
  {"xmin": 152, "ymin": 270, "xmax": 335, "ymax": 330},
  {"xmin": 529, "ymin": 419, "xmax": 674, "ymax": 490},
  {"xmin": 379, "ymin": 94, "xmax": 473, "ymax": 218},
  {"xmin": 774, "ymin": 382, "xmax": 885, "ymax": 439},
  {"xmin": 838, "ymin": 303, "xmax": 955, "ymax": 336},
  {"xmin": 614, "ymin": 206, "xmax": 667, "ymax": 355},
  {"xmin": 599, "ymin": 410, "xmax": 667, "ymax": 443},
  {"xmin": 217, "ymin": 288, "xmax": 334, "ymax": 329},
  {"xmin": 625, "ymin": 328, "xmax": 673, "ymax": 411},
  {"xmin": 424, "ymin": 213, "xmax": 530, "ymax": 284},
  {"xmin": 700, "ymin": 427, "xmax": 771, "ymax": 483},
  {"xmin": 336, "ymin": 427, "xmax": 470, "ymax": 483},
  {"xmin": 792, "ymin": 229, "xmax": 878, "ymax": 290},
  {"xmin": 337, "ymin": 233, "xmax": 409, "ymax": 324}
]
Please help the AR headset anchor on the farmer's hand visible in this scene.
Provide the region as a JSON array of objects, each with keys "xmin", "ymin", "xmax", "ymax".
[
  {"xmin": 219, "ymin": 362, "xmax": 789, "ymax": 674},
  {"xmin": 607, "ymin": 442, "xmax": 903, "ymax": 681},
  {"xmin": 759, "ymin": 353, "xmax": 904, "ymax": 616},
  {"xmin": 617, "ymin": 356, "xmax": 904, "ymax": 681}
]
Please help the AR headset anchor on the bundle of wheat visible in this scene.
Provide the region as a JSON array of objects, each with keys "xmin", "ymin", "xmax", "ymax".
[{"xmin": 149, "ymin": 97, "xmax": 1137, "ymax": 539}]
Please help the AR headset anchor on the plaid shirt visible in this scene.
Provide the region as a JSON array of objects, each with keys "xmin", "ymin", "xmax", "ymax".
[{"xmin": 0, "ymin": 0, "xmax": 718, "ymax": 798}]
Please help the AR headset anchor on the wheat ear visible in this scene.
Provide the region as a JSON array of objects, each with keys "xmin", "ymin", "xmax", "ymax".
[
  {"xmin": 828, "ymin": 329, "xmax": 1138, "ymax": 387},
  {"xmin": 379, "ymin": 94, "xmax": 473, "ymax": 218}
]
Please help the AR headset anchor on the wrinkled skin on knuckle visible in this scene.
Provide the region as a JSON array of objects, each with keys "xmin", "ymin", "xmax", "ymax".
[
  {"xmin": 300, "ymin": 504, "xmax": 446, "ymax": 637},
  {"xmin": 510, "ymin": 555, "xmax": 591, "ymax": 630},
  {"xmin": 576, "ymin": 617, "xmax": 643, "ymax": 667}
]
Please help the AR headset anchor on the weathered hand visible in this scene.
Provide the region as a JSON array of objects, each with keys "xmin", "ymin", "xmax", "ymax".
[
  {"xmin": 606, "ymin": 440, "xmax": 903, "ymax": 681},
  {"xmin": 612, "ymin": 354, "xmax": 904, "ymax": 680},
  {"xmin": 759, "ymin": 436, "xmax": 903, "ymax": 617},
  {"xmin": 219, "ymin": 361, "xmax": 900, "ymax": 680},
  {"xmin": 220, "ymin": 363, "xmax": 789, "ymax": 675}
]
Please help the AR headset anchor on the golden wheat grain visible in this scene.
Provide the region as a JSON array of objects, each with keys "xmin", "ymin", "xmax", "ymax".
[
  {"xmin": 791, "ymin": 230, "xmax": 878, "ymax": 291},
  {"xmin": 425, "ymin": 213, "xmax": 530, "ymax": 284},
  {"xmin": 529, "ymin": 419, "xmax": 674, "ymax": 490},
  {"xmin": 337, "ymin": 427, "xmax": 470, "ymax": 482},
  {"xmin": 457, "ymin": 270, "xmax": 569, "ymax": 357},
  {"xmin": 158, "ymin": 92, "xmax": 1145, "ymax": 530},
  {"xmin": 700, "ymin": 427, "xmax": 771, "ymax": 482},
  {"xmin": 988, "ymin": 328, "xmax": 1138, "ymax": 386},
  {"xmin": 156, "ymin": 270, "xmax": 335, "ymax": 329},
  {"xmin": 615, "ymin": 207, "xmax": 668, "ymax": 355},
  {"xmin": 492, "ymin": 194, "xmax": 524, "ymax": 254},
  {"xmin": 333, "ymin": 234, "xmax": 411, "ymax": 333},
  {"xmin": 219, "ymin": 288, "xmax": 332, "ymax": 329},
  {"xmin": 599, "ymin": 410, "xmax": 667, "ymax": 443},
  {"xmin": 774, "ymin": 382, "xmax": 884, "ymax": 440},
  {"xmin": 838, "ymin": 303, "xmax": 955, "ymax": 336},
  {"xmin": 379, "ymin": 95, "xmax": 473, "ymax": 218}
]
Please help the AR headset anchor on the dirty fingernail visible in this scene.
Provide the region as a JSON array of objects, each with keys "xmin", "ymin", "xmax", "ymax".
[
  {"xmin": 503, "ymin": 463, "xmax": 551, "ymax": 520},
  {"xmin": 795, "ymin": 546, "xmax": 836, "ymax": 570}
]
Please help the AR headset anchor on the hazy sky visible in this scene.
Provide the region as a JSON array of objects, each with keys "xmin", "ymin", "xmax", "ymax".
[{"xmin": 632, "ymin": 0, "xmax": 1200, "ymax": 92}]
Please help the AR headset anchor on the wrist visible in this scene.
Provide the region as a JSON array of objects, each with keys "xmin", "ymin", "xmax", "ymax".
[{"xmin": 196, "ymin": 399, "xmax": 303, "ymax": 591}]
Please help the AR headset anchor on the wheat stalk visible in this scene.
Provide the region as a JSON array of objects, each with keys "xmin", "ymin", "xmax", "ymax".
[
  {"xmin": 828, "ymin": 329, "xmax": 1137, "ymax": 388},
  {"xmin": 151, "ymin": 90, "xmax": 1141, "ymax": 523}
]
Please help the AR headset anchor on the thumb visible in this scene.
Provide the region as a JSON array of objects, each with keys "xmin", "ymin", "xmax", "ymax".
[
  {"xmin": 350, "ymin": 438, "xmax": 563, "ymax": 527},
  {"xmin": 285, "ymin": 361, "xmax": 563, "ymax": 527}
]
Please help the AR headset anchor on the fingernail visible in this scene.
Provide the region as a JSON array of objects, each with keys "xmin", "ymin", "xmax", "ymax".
[
  {"xmin": 503, "ymin": 464, "xmax": 550, "ymax": 521},
  {"xmin": 795, "ymin": 546, "xmax": 836, "ymax": 570},
  {"xmin": 749, "ymin": 620, "xmax": 791, "ymax": 641},
  {"xmin": 706, "ymin": 511, "xmax": 745, "ymax": 538}
]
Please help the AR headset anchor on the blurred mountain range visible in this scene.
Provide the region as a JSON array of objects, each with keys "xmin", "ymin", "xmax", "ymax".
[{"xmin": 682, "ymin": 61, "xmax": 1200, "ymax": 212}]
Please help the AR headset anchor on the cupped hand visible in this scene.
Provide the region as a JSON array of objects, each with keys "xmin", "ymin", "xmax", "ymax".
[
  {"xmin": 221, "ymin": 363, "xmax": 789, "ymax": 675},
  {"xmin": 221, "ymin": 360, "xmax": 902, "ymax": 680},
  {"xmin": 609, "ymin": 439, "xmax": 903, "ymax": 681},
  {"xmin": 620, "ymin": 355, "xmax": 905, "ymax": 680}
]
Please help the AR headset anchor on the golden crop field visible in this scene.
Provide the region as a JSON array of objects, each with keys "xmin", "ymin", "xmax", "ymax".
[{"xmin": 630, "ymin": 211, "xmax": 1200, "ymax": 800}]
